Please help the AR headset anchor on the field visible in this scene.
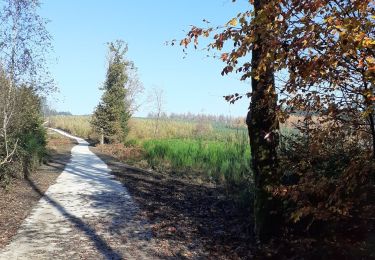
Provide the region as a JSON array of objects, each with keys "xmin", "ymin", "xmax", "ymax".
[
  {"xmin": 47, "ymin": 114, "xmax": 301, "ymax": 194},
  {"xmin": 48, "ymin": 115, "xmax": 252, "ymax": 197},
  {"xmin": 48, "ymin": 115, "xmax": 93, "ymax": 139}
]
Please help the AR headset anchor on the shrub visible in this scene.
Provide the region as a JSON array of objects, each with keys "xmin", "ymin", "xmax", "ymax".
[
  {"xmin": 277, "ymin": 124, "xmax": 374, "ymax": 238},
  {"xmin": 0, "ymin": 85, "xmax": 46, "ymax": 185}
]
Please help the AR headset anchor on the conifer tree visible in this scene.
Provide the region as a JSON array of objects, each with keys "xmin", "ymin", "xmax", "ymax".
[{"xmin": 92, "ymin": 40, "xmax": 132, "ymax": 144}]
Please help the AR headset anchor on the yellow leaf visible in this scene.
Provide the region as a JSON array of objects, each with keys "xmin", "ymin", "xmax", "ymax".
[
  {"xmin": 228, "ymin": 18, "xmax": 238, "ymax": 27},
  {"xmin": 365, "ymin": 56, "xmax": 375, "ymax": 64},
  {"xmin": 324, "ymin": 16, "xmax": 334, "ymax": 24},
  {"xmin": 363, "ymin": 37, "xmax": 375, "ymax": 47}
]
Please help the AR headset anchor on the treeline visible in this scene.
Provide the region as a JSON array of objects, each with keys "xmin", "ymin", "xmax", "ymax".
[
  {"xmin": 41, "ymin": 101, "xmax": 72, "ymax": 117},
  {"xmin": 147, "ymin": 112, "xmax": 245, "ymax": 126}
]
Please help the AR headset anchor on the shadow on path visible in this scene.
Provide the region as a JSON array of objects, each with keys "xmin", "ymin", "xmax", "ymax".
[{"xmin": 25, "ymin": 175, "xmax": 123, "ymax": 260}]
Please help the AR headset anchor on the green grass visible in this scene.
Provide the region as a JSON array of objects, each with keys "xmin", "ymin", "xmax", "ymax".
[
  {"xmin": 47, "ymin": 115, "xmax": 253, "ymax": 190},
  {"xmin": 142, "ymin": 131, "xmax": 251, "ymax": 187}
]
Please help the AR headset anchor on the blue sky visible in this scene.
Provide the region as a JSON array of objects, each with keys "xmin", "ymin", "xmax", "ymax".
[{"xmin": 40, "ymin": 0, "xmax": 251, "ymax": 117}]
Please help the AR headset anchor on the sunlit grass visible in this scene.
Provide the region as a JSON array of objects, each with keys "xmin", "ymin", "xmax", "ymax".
[
  {"xmin": 47, "ymin": 115, "xmax": 253, "ymax": 193},
  {"xmin": 142, "ymin": 133, "xmax": 251, "ymax": 186},
  {"xmin": 48, "ymin": 115, "xmax": 93, "ymax": 139}
]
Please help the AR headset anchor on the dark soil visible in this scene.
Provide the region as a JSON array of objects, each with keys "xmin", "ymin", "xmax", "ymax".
[
  {"xmin": 0, "ymin": 131, "xmax": 76, "ymax": 248},
  {"xmin": 91, "ymin": 147, "xmax": 375, "ymax": 259},
  {"xmin": 91, "ymin": 147, "xmax": 255, "ymax": 259}
]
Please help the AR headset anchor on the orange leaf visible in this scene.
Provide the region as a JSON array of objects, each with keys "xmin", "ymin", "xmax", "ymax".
[{"xmin": 221, "ymin": 53, "xmax": 229, "ymax": 61}]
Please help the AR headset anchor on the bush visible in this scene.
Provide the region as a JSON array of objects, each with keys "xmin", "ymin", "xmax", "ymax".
[
  {"xmin": 277, "ymin": 124, "xmax": 375, "ymax": 238},
  {"xmin": 0, "ymin": 85, "xmax": 47, "ymax": 185}
]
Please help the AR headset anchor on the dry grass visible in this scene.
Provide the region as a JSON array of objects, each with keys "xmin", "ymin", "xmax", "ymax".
[
  {"xmin": 48, "ymin": 115, "xmax": 94, "ymax": 139},
  {"xmin": 47, "ymin": 116, "xmax": 220, "ymax": 141}
]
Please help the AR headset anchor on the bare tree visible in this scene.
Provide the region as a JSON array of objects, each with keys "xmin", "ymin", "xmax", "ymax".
[
  {"xmin": 125, "ymin": 66, "xmax": 144, "ymax": 115},
  {"xmin": 147, "ymin": 87, "xmax": 165, "ymax": 137},
  {"xmin": 0, "ymin": 70, "xmax": 17, "ymax": 166}
]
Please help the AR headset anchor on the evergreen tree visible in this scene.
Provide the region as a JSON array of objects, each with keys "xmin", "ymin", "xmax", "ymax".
[{"xmin": 91, "ymin": 40, "xmax": 132, "ymax": 144}]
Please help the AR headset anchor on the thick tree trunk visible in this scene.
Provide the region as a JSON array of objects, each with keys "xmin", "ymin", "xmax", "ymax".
[{"xmin": 247, "ymin": 0, "xmax": 281, "ymax": 242}]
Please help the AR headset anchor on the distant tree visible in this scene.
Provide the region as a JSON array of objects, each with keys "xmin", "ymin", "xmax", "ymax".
[
  {"xmin": 147, "ymin": 87, "xmax": 166, "ymax": 138},
  {"xmin": 40, "ymin": 98, "xmax": 72, "ymax": 117},
  {"xmin": 125, "ymin": 66, "xmax": 144, "ymax": 115},
  {"xmin": 91, "ymin": 40, "xmax": 134, "ymax": 144}
]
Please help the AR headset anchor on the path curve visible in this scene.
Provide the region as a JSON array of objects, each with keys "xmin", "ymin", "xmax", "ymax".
[{"xmin": 0, "ymin": 129, "xmax": 154, "ymax": 259}]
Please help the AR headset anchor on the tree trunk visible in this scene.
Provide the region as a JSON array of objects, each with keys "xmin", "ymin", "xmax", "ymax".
[
  {"xmin": 100, "ymin": 128, "xmax": 104, "ymax": 145},
  {"xmin": 369, "ymin": 114, "xmax": 375, "ymax": 159},
  {"xmin": 247, "ymin": 0, "xmax": 281, "ymax": 242}
]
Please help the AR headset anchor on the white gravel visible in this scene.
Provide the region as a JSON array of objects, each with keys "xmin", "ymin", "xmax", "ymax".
[{"xmin": 0, "ymin": 129, "xmax": 155, "ymax": 259}]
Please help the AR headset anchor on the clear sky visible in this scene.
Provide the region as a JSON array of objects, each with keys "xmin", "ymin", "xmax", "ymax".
[{"xmin": 40, "ymin": 0, "xmax": 251, "ymax": 117}]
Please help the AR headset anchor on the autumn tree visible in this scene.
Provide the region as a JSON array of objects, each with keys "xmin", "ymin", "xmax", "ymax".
[
  {"xmin": 91, "ymin": 40, "xmax": 135, "ymax": 144},
  {"xmin": 180, "ymin": 0, "xmax": 284, "ymax": 241},
  {"xmin": 267, "ymin": 0, "xmax": 375, "ymax": 242},
  {"xmin": 180, "ymin": 0, "xmax": 374, "ymax": 243},
  {"xmin": 275, "ymin": 0, "xmax": 375, "ymax": 158}
]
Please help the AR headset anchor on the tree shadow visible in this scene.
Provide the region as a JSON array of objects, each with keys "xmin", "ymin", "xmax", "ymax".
[
  {"xmin": 94, "ymin": 151, "xmax": 255, "ymax": 258},
  {"xmin": 25, "ymin": 175, "xmax": 124, "ymax": 259}
]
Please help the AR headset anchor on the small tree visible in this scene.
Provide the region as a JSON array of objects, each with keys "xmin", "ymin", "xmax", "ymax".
[
  {"xmin": 91, "ymin": 40, "xmax": 134, "ymax": 144},
  {"xmin": 147, "ymin": 87, "xmax": 165, "ymax": 138}
]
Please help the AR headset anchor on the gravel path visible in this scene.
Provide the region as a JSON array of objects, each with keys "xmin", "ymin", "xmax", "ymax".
[{"xmin": 0, "ymin": 129, "xmax": 154, "ymax": 260}]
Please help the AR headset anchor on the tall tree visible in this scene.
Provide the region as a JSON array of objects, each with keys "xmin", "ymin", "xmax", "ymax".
[
  {"xmin": 179, "ymin": 0, "xmax": 374, "ymax": 245},
  {"xmin": 91, "ymin": 40, "xmax": 133, "ymax": 144},
  {"xmin": 248, "ymin": 0, "xmax": 281, "ymax": 242},
  {"xmin": 180, "ymin": 0, "xmax": 282, "ymax": 241},
  {"xmin": 180, "ymin": 0, "xmax": 375, "ymax": 242}
]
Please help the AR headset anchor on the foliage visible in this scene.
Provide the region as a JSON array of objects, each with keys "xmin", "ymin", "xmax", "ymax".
[
  {"xmin": 177, "ymin": 0, "xmax": 375, "ymax": 246},
  {"xmin": 91, "ymin": 40, "xmax": 134, "ymax": 144},
  {"xmin": 14, "ymin": 87, "xmax": 46, "ymax": 173},
  {"xmin": 181, "ymin": 0, "xmax": 375, "ymax": 156},
  {"xmin": 272, "ymin": 126, "xmax": 375, "ymax": 257},
  {"xmin": 0, "ymin": 0, "xmax": 52, "ymax": 91},
  {"xmin": 0, "ymin": 0, "xmax": 51, "ymax": 185},
  {"xmin": 179, "ymin": 0, "xmax": 283, "ymax": 241},
  {"xmin": 0, "ymin": 83, "xmax": 46, "ymax": 185},
  {"xmin": 274, "ymin": 0, "xmax": 375, "ymax": 160}
]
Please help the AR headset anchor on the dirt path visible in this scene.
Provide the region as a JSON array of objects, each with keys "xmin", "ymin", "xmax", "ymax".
[{"xmin": 0, "ymin": 129, "xmax": 155, "ymax": 260}]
